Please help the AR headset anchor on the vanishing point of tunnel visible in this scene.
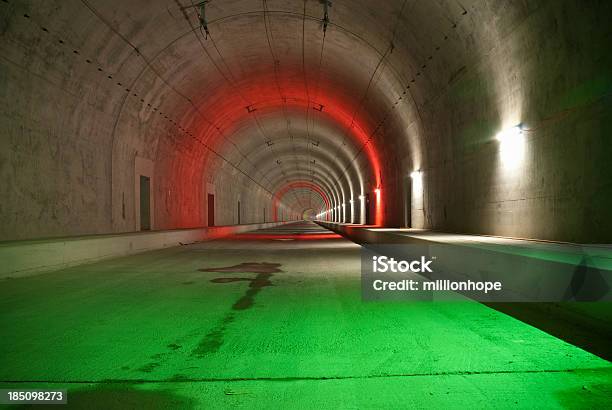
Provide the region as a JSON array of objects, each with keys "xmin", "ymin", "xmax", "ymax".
[{"xmin": 0, "ymin": 0, "xmax": 611, "ymax": 408}]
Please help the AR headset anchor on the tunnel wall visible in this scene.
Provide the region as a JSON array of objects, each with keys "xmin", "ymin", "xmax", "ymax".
[
  {"xmin": 1, "ymin": 1, "xmax": 611, "ymax": 243},
  {"xmin": 402, "ymin": 0, "xmax": 612, "ymax": 242},
  {"xmin": 0, "ymin": 1, "xmax": 297, "ymax": 242},
  {"xmin": 0, "ymin": 13, "xmax": 116, "ymax": 241}
]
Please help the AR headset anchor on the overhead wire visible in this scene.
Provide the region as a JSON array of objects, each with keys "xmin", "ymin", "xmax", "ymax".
[
  {"xmin": 79, "ymin": 0, "xmax": 275, "ymax": 198},
  {"xmin": 262, "ymin": 0, "xmax": 306, "ymax": 212}
]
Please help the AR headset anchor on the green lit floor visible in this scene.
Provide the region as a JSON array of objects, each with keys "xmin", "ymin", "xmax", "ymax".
[{"xmin": 0, "ymin": 222, "xmax": 610, "ymax": 408}]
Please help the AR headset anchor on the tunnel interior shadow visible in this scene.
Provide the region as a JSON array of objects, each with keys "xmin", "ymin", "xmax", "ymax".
[{"xmin": 485, "ymin": 302, "xmax": 612, "ymax": 361}]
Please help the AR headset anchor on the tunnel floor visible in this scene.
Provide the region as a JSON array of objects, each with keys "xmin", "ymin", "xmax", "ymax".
[{"xmin": 0, "ymin": 222, "xmax": 610, "ymax": 408}]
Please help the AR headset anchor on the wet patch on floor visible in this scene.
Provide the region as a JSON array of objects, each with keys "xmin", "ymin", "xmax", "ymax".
[
  {"xmin": 234, "ymin": 273, "xmax": 273, "ymax": 310},
  {"xmin": 137, "ymin": 362, "xmax": 160, "ymax": 373},
  {"xmin": 211, "ymin": 272, "xmax": 274, "ymax": 311},
  {"xmin": 192, "ymin": 314, "xmax": 236, "ymax": 357},
  {"xmin": 203, "ymin": 262, "xmax": 280, "ymax": 311},
  {"xmin": 136, "ymin": 343, "xmax": 186, "ymax": 374},
  {"xmin": 191, "ymin": 262, "xmax": 282, "ymax": 357},
  {"xmin": 199, "ymin": 262, "xmax": 282, "ymax": 274}
]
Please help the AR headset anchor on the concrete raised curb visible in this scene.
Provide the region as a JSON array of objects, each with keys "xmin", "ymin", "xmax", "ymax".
[
  {"xmin": 319, "ymin": 221, "xmax": 612, "ymax": 359},
  {"xmin": 0, "ymin": 222, "xmax": 286, "ymax": 278}
]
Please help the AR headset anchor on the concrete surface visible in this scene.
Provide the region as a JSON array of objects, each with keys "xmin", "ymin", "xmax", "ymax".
[
  {"xmin": 0, "ymin": 221, "xmax": 285, "ymax": 279},
  {"xmin": 0, "ymin": 222, "xmax": 610, "ymax": 408},
  {"xmin": 1, "ymin": 1, "xmax": 610, "ymax": 407},
  {"xmin": 321, "ymin": 221, "xmax": 612, "ymax": 361},
  {"xmin": 1, "ymin": 1, "xmax": 611, "ymax": 241}
]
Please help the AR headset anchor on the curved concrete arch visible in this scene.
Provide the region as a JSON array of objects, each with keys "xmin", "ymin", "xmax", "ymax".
[
  {"xmin": 246, "ymin": 143, "xmax": 358, "ymax": 197},
  {"xmin": 198, "ymin": 100, "xmax": 380, "ymax": 190},
  {"xmin": 220, "ymin": 125, "xmax": 365, "ymax": 204},
  {"xmin": 272, "ymin": 181, "xmax": 331, "ymax": 222},
  {"xmin": 263, "ymin": 160, "xmax": 348, "ymax": 211},
  {"xmin": 2, "ymin": 0, "xmax": 609, "ymax": 240},
  {"xmin": 265, "ymin": 169, "xmax": 342, "ymax": 218}
]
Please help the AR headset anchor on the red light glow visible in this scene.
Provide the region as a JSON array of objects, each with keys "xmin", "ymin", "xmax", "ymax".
[
  {"xmin": 231, "ymin": 233, "xmax": 342, "ymax": 241},
  {"xmin": 168, "ymin": 67, "xmax": 386, "ymax": 228}
]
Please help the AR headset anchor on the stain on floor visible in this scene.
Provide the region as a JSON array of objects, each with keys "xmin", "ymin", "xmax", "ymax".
[
  {"xmin": 191, "ymin": 314, "xmax": 236, "ymax": 357},
  {"xmin": 199, "ymin": 262, "xmax": 282, "ymax": 274},
  {"xmin": 191, "ymin": 263, "xmax": 281, "ymax": 357}
]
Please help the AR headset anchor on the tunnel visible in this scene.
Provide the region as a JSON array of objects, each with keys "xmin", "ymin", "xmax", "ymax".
[{"xmin": 0, "ymin": 0, "xmax": 611, "ymax": 408}]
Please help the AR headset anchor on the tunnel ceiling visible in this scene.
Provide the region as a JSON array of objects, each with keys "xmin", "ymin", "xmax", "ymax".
[
  {"xmin": 1, "ymin": 0, "xmax": 478, "ymax": 220},
  {"xmin": 119, "ymin": 0, "xmax": 453, "ymax": 214}
]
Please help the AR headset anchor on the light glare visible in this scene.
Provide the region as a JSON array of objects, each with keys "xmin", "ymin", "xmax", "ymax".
[
  {"xmin": 411, "ymin": 169, "xmax": 423, "ymax": 193},
  {"xmin": 496, "ymin": 124, "xmax": 523, "ymax": 142},
  {"xmin": 496, "ymin": 124, "xmax": 525, "ymax": 169}
]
